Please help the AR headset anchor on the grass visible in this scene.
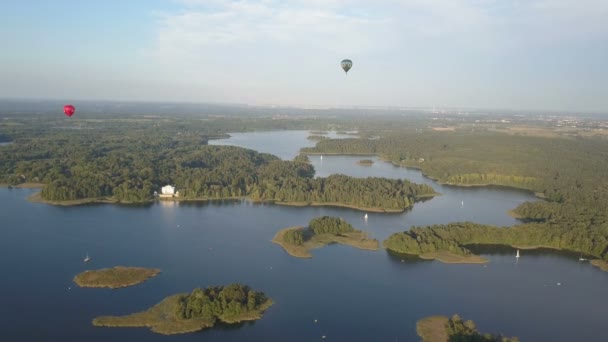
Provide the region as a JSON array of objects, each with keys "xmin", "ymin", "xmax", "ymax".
[
  {"xmin": 416, "ymin": 316, "xmax": 449, "ymax": 342},
  {"xmin": 74, "ymin": 267, "xmax": 160, "ymax": 289},
  {"xmin": 27, "ymin": 192, "xmax": 121, "ymax": 206},
  {"xmin": 275, "ymin": 201, "xmax": 407, "ymax": 213},
  {"xmin": 419, "ymin": 251, "xmax": 488, "ymax": 264},
  {"xmin": 93, "ymin": 294, "xmax": 273, "ymax": 335},
  {"xmin": 590, "ymin": 260, "xmax": 608, "ymax": 272},
  {"xmin": 272, "ymin": 226, "xmax": 379, "ymax": 259}
]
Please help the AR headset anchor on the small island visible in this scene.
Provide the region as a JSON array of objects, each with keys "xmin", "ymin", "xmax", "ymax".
[
  {"xmin": 272, "ymin": 216, "xmax": 379, "ymax": 258},
  {"xmin": 93, "ymin": 284, "xmax": 273, "ymax": 335},
  {"xmin": 357, "ymin": 159, "xmax": 374, "ymax": 166},
  {"xmin": 416, "ymin": 314, "xmax": 519, "ymax": 342},
  {"xmin": 74, "ymin": 266, "xmax": 161, "ymax": 289}
]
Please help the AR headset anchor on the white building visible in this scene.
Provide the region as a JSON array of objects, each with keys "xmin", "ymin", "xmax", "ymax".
[
  {"xmin": 161, "ymin": 185, "xmax": 175, "ymax": 195},
  {"xmin": 160, "ymin": 185, "xmax": 177, "ymax": 198}
]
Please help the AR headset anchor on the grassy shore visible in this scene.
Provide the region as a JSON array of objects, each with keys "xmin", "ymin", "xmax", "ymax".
[
  {"xmin": 590, "ymin": 260, "xmax": 608, "ymax": 272},
  {"xmin": 74, "ymin": 267, "xmax": 161, "ymax": 289},
  {"xmin": 275, "ymin": 201, "xmax": 409, "ymax": 213},
  {"xmin": 272, "ymin": 226, "xmax": 379, "ymax": 259},
  {"xmin": 419, "ymin": 251, "xmax": 488, "ymax": 264},
  {"xmin": 93, "ymin": 294, "xmax": 273, "ymax": 335},
  {"xmin": 416, "ymin": 316, "xmax": 449, "ymax": 342},
  {"xmin": 27, "ymin": 192, "xmax": 123, "ymax": 206}
]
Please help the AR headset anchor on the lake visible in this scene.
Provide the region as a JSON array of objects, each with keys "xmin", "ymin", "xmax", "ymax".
[{"xmin": 1, "ymin": 130, "xmax": 606, "ymax": 341}]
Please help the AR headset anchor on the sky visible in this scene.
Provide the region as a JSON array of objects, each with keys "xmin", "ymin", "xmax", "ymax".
[{"xmin": 0, "ymin": 0, "xmax": 607, "ymax": 112}]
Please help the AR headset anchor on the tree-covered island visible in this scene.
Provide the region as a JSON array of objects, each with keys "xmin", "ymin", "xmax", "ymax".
[
  {"xmin": 73, "ymin": 267, "xmax": 160, "ymax": 289},
  {"xmin": 272, "ymin": 216, "xmax": 378, "ymax": 258},
  {"xmin": 416, "ymin": 314, "xmax": 519, "ymax": 342},
  {"xmin": 93, "ymin": 284, "xmax": 273, "ymax": 335}
]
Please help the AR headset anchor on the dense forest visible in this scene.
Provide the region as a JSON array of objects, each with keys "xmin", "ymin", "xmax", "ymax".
[
  {"xmin": 304, "ymin": 131, "xmax": 608, "ymax": 262},
  {"xmin": 175, "ymin": 284, "xmax": 270, "ymax": 321},
  {"xmin": 0, "ymin": 114, "xmax": 433, "ymax": 211},
  {"xmin": 309, "ymin": 216, "xmax": 355, "ymax": 235}
]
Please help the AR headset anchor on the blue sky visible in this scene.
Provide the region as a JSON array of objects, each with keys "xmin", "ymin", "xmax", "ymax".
[{"xmin": 1, "ymin": 0, "xmax": 607, "ymax": 112}]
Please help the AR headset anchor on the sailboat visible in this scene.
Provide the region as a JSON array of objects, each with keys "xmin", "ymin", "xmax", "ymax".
[
  {"xmin": 461, "ymin": 200, "xmax": 464, "ymax": 208},
  {"xmin": 364, "ymin": 213, "xmax": 368, "ymax": 220},
  {"xmin": 516, "ymin": 249, "xmax": 520, "ymax": 258},
  {"xmin": 84, "ymin": 253, "xmax": 91, "ymax": 263},
  {"xmin": 579, "ymin": 254, "xmax": 586, "ymax": 261},
  {"xmin": 320, "ymin": 155, "xmax": 323, "ymax": 161}
]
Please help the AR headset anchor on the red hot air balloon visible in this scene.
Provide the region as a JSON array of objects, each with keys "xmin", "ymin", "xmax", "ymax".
[{"xmin": 63, "ymin": 105, "xmax": 76, "ymax": 117}]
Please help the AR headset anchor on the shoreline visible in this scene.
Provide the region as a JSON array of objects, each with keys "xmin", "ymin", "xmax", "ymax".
[
  {"xmin": 0, "ymin": 182, "xmax": 45, "ymax": 188},
  {"xmin": 25, "ymin": 190, "xmax": 431, "ymax": 212},
  {"xmin": 590, "ymin": 260, "xmax": 608, "ymax": 272},
  {"xmin": 419, "ymin": 251, "xmax": 488, "ymax": 264}
]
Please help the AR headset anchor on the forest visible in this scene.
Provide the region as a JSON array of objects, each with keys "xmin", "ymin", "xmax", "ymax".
[
  {"xmin": 175, "ymin": 284, "xmax": 270, "ymax": 321},
  {"xmin": 0, "ymin": 114, "xmax": 433, "ymax": 210}
]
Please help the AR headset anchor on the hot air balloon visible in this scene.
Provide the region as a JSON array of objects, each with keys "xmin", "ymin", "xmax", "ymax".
[
  {"xmin": 63, "ymin": 105, "xmax": 75, "ymax": 117},
  {"xmin": 341, "ymin": 59, "xmax": 353, "ymax": 74}
]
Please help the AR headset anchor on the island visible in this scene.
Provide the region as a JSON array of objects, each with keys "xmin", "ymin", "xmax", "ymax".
[
  {"xmin": 272, "ymin": 216, "xmax": 378, "ymax": 258},
  {"xmin": 416, "ymin": 314, "xmax": 519, "ymax": 342},
  {"xmin": 74, "ymin": 266, "xmax": 161, "ymax": 289},
  {"xmin": 93, "ymin": 284, "xmax": 273, "ymax": 335},
  {"xmin": 357, "ymin": 159, "xmax": 374, "ymax": 166}
]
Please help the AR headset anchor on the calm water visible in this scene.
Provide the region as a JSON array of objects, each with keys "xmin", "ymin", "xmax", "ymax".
[{"xmin": 1, "ymin": 131, "xmax": 607, "ymax": 341}]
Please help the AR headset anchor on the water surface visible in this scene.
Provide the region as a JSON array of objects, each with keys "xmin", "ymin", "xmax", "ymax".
[{"xmin": 1, "ymin": 131, "xmax": 606, "ymax": 341}]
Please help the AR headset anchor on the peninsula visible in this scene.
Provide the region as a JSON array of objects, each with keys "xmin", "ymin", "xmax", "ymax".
[
  {"xmin": 93, "ymin": 284, "xmax": 273, "ymax": 335},
  {"xmin": 272, "ymin": 216, "xmax": 378, "ymax": 258},
  {"xmin": 74, "ymin": 267, "xmax": 161, "ymax": 289},
  {"xmin": 383, "ymin": 222, "xmax": 608, "ymax": 269}
]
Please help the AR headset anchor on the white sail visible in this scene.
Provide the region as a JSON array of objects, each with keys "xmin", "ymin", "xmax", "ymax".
[{"xmin": 516, "ymin": 249, "xmax": 520, "ymax": 258}]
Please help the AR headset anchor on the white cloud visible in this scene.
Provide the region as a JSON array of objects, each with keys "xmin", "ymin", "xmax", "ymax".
[{"xmin": 144, "ymin": 0, "xmax": 608, "ymax": 109}]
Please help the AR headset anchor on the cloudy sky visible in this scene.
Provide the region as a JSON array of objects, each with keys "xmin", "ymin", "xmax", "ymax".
[{"xmin": 1, "ymin": 0, "xmax": 607, "ymax": 111}]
